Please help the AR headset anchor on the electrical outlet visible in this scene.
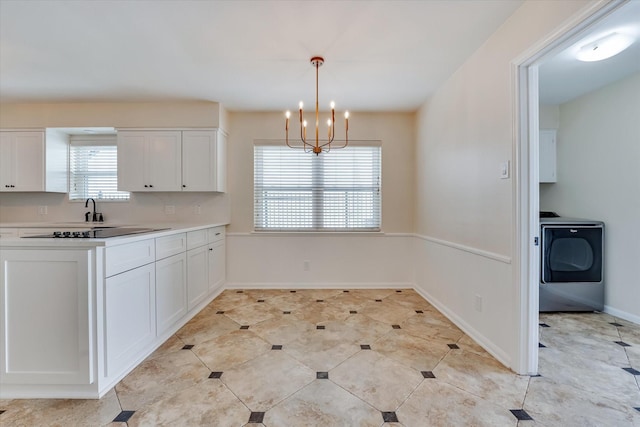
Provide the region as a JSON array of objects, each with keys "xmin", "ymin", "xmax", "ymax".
[
  {"xmin": 303, "ymin": 260, "xmax": 310, "ymax": 271},
  {"xmin": 474, "ymin": 294, "xmax": 483, "ymax": 312},
  {"xmin": 164, "ymin": 205, "xmax": 175, "ymax": 215},
  {"xmin": 38, "ymin": 205, "xmax": 48, "ymax": 215}
]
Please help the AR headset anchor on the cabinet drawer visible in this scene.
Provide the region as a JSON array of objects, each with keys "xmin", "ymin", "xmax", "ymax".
[
  {"xmin": 0, "ymin": 228, "xmax": 18, "ymax": 238},
  {"xmin": 186, "ymin": 229, "xmax": 208, "ymax": 250},
  {"xmin": 208, "ymin": 226, "xmax": 225, "ymax": 243},
  {"xmin": 156, "ymin": 233, "xmax": 186, "ymax": 260},
  {"xmin": 106, "ymin": 239, "xmax": 155, "ymax": 277}
]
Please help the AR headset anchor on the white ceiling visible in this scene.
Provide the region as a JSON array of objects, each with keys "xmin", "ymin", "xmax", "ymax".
[
  {"xmin": 2, "ymin": 1, "xmax": 637, "ymax": 112},
  {"xmin": 539, "ymin": 1, "xmax": 640, "ymax": 105},
  {"xmin": 0, "ymin": 0, "xmax": 525, "ymax": 112}
]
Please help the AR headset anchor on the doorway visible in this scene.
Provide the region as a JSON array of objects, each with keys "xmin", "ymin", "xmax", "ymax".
[{"xmin": 516, "ymin": 0, "xmax": 633, "ymax": 375}]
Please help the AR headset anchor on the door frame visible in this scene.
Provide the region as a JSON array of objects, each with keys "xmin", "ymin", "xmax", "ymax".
[{"xmin": 513, "ymin": 0, "xmax": 626, "ymax": 375}]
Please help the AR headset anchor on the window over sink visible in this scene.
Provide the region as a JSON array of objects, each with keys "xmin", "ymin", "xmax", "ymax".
[{"xmin": 69, "ymin": 135, "xmax": 130, "ymax": 201}]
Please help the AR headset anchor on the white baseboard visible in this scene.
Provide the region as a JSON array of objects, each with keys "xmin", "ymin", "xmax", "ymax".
[
  {"xmin": 412, "ymin": 286, "xmax": 512, "ymax": 370},
  {"xmin": 604, "ymin": 305, "xmax": 640, "ymax": 326},
  {"xmin": 224, "ymin": 282, "xmax": 414, "ymax": 290}
]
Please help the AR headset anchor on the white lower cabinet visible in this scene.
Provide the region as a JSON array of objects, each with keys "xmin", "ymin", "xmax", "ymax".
[
  {"xmin": 0, "ymin": 249, "xmax": 92, "ymax": 385},
  {"xmin": 155, "ymin": 252, "xmax": 187, "ymax": 336},
  {"xmin": 0, "ymin": 228, "xmax": 18, "ymax": 239},
  {"xmin": 0, "ymin": 224, "xmax": 225, "ymax": 398},
  {"xmin": 209, "ymin": 239, "xmax": 225, "ymax": 293},
  {"xmin": 105, "ymin": 263, "xmax": 156, "ymax": 378},
  {"xmin": 187, "ymin": 245, "xmax": 209, "ymax": 310}
]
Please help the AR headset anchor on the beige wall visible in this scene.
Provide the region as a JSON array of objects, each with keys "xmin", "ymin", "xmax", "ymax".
[
  {"xmin": 414, "ymin": 0, "xmax": 595, "ymax": 370},
  {"xmin": 226, "ymin": 111, "xmax": 415, "ymax": 234},
  {"xmin": 540, "ymin": 72, "xmax": 640, "ymax": 322},
  {"xmin": 224, "ymin": 111, "xmax": 416, "ymax": 287}
]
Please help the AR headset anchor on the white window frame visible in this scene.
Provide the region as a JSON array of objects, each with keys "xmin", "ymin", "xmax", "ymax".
[
  {"xmin": 68, "ymin": 135, "xmax": 130, "ymax": 201},
  {"xmin": 254, "ymin": 140, "xmax": 381, "ymax": 232}
]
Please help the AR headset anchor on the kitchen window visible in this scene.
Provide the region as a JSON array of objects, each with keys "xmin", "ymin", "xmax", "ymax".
[
  {"xmin": 254, "ymin": 142, "xmax": 381, "ymax": 231},
  {"xmin": 69, "ymin": 135, "xmax": 130, "ymax": 201}
]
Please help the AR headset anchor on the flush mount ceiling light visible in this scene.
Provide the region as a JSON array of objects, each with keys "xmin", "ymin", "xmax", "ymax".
[
  {"xmin": 576, "ymin": 32, "xmax": 634, "ymax": 62},
  {"xmin": 285, "ymin": 56, "xmax": 349, "ymax": 155}
]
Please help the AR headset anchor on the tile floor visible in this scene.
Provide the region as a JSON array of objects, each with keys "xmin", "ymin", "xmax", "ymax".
[{"xmin": 1, "ymin": 288, "xmax": 639, "ymax": 426}]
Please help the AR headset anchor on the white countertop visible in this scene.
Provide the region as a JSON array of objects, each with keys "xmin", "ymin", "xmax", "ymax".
[{"xmin": 0, "ymin": 222, "xmax": 228, "ymax": 248}]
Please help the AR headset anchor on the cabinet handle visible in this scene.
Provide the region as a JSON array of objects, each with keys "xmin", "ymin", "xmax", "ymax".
[
  {"xmin": 215, "ymin": 233, "xmax": 221, "ymax": 236},
  {"xmin": 182, "ymin": 184, "xmax": 186, "ymax": 188},
  {"xmin": 144, "ymin": 185, "xmax": 148, "ymax": 188},
  {"xmin": 4, "ymin": 185, "xmax": 9, "ymax": 188},
  {"xmin": 10, "ymin": 185, "xmax": 15, "ymax": 188},
  {"xmin": 149, "ymin": 184, "xmax": 153, "ymax": 188},
  {"xmin": 209, "ymin": 248, "xmax": 213, "ymax": 251}
]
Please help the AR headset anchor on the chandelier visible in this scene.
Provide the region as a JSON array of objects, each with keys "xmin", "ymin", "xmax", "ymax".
[{"xmin": 285, "ymin": 56, "xmax": 349, "ymax": 155}]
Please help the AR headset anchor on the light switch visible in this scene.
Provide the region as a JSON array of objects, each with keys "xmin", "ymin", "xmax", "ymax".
[{"xmin": 500, "ymin": 161, "xmax": 510, "ymax": 179}]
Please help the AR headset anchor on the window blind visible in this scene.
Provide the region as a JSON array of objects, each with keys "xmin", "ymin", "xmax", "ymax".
[
  {"xmin": 254, "ymin": 143, "xmax": 381, "ymax": 231},
  {"xmin": 69, "ymin": 138, "xmax": 130, "ymax": 201}
]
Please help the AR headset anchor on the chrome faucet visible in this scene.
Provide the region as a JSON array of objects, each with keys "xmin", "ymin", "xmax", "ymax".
[{"xmin": 85, "ymin": 198, "xmax": 97, "ymax": 222}]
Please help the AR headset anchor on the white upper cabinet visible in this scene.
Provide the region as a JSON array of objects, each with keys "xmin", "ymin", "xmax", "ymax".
[
  {"xmin": 118, "ymin": 129, "xmax": 226, "ymax": 192},
  {"xmin": 0, "ymin": 130, "xmax": 67, "ymax": 192},
  {"xmin": 182, "ymin": 130, "xmax": 226, "ymax": 192},
  {"xmin": 117, "ymin": 131, "xmax": 182, "ymax": 192},
  {"xmin": 539, "ymin": 129, "xmax": 557, "ymax": 183}
]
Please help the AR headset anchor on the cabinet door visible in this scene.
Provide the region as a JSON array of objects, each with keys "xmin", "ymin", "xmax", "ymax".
[
  {"xmin": 0, "ymin": 228, "xmax": 18, "ymax": 239},
  {"xmin": 0, "ymin": 249, "xmax": 92, "ymax": 385},
  {"xmin": 215, "ymin": 131, "xmax": 227, "ymax": 193},
  {"xmin": 105, "ymin": 263, "xmax": 156, "ymax": 378},
  {"xmin": 0, "ymin": 132, "xmax": 14, "ymax": 189},
  {"xmin": 156, "ymin": 252, "xmax": 187, "ymax": 335},
  {"xmin": 539, "ymin": 130, "xmax": 557, "ymax": 183},
  {"xmin": 182, "ymin": 130, "xmax": 217, "ymax": 191},
  {"xmin": 187, "ymin": 245, "xmax": 209, "ymax": 310},
  {"xmin": 117, "ymin": 131, "xmax": 181, "ymax": 191},
  {"xmin": 117, "ymin": 131, "xmax": 147, "ymax": 192},
  {"xmin": 148, "ymin": 132, "xmax": 182, "ymax": 191},
  {"xmin": 0, "ymin": 132, "xmax": 45, "ymax": 191},
  {"xmin": 208, "ymin": 240, "xmax": 225, "ymax": 294}
]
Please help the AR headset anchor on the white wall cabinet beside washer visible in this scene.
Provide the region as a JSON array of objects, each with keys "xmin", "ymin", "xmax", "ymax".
[
  {"xmin": 0, "ymin": 130, "xmax": 68, "ymax": 192},
  {"xmin": 0, "ymin": 249, "xmax": 93, "ymax": 386},
  {"xmin": 539, "ymin": 129, "xmax": 557, "ymax": 183},
  {"xmin": 117, "ymin": 130, "xmax": 182, "ymax": 192}
]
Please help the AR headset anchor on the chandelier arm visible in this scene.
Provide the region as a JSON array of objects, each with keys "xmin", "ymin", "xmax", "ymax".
[{"xmin": 300, "ymin": 117, "xmax": 306, "ymax": 144}]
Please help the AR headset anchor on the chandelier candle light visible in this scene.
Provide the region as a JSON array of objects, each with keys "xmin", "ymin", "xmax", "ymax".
[{"xmin": 285, "ymin": 56, "xmax": 349, "ymax": 155}]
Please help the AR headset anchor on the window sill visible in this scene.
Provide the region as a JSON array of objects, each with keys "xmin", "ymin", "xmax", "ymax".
[
  {"xmin": 251, "ymin": 230, "xmax": 385, "ymax": 237},
  {"xmin": 69, "ymin": 199, "xmax": 130, "ymax": 203}
]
